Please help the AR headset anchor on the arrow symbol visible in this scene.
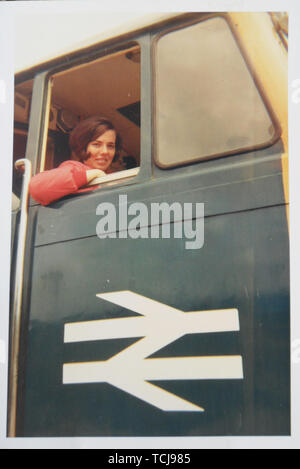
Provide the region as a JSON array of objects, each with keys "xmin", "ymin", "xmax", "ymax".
[{"xmin": 63, "ymin": 291, "xmax": 243, "ymax": 412}]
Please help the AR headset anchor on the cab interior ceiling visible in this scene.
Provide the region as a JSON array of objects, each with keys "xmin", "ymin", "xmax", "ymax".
[{"xmin": 15, "ymin": 45, "xmax": 141, "ymax": 163}]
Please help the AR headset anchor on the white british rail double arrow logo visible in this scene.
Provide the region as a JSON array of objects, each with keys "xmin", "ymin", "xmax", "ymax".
[{"xmin": 62, "ymin": 291, "xmax": 243, "ymax": 412}]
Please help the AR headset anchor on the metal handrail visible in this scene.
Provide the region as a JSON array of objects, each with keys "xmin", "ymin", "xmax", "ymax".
[{"xmin": 7, "ymin": 158, "xmax": 32, "ymax": 437}]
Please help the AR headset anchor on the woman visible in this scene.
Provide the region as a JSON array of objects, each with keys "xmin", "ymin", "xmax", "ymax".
[{"xmin": 29, "ymin": 116, "xmax": 121, "ymax": 206}]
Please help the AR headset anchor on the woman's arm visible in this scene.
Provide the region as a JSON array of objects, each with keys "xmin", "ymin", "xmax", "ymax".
[
  {"xmin": 29, "ymin": 161, "xmax": 104, "ymax": 206},
  {"xmin": 86, "ymin": 169, "xmax": 106, "ymax": 183}
]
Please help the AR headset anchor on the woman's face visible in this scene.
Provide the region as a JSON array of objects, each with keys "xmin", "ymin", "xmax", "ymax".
[{"xmin": 85, "ymin": 129, "xmax": 116, "ymax": 171}]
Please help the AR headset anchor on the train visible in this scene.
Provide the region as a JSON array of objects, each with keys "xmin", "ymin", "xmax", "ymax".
[{"xmin": 8, "ymin": 11, "xmax": 289, "ymax": 437}]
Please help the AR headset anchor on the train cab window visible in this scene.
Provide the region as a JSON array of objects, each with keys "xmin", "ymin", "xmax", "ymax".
[
  {"xmin": 41, "ymin": 44, "xmax": 141, "ymax": 186},
  {"xmin": 154, "ymin": 16, "xmax": 278, "ymax": 168},
  {"xmin": 13, "ymin": 81, "xmax": 33, "ymax": 198}
]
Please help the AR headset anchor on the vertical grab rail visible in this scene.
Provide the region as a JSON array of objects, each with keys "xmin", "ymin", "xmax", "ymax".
[{"xmin": 8, "ymin": 158, "xmax": 32, "ymax": 437}]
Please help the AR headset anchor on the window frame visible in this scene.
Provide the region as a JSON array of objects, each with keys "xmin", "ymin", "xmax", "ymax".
[
  {"xmin": 20, "ymin": 34, "xmax": 153, "ymax": 206},
  {"xmin": 152, "ymin": 13, "xmax": 282, "ymax": 170}
]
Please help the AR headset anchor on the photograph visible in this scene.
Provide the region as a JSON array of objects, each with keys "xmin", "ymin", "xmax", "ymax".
[{"xmin": 0, "ymin": 0, "xmax": 297, "ymax": 451}]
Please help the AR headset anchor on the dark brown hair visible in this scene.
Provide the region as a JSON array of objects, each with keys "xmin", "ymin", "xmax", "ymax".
[{"xmin": 69, "ymin": 116, "xmax": 121, "ymax": 162}]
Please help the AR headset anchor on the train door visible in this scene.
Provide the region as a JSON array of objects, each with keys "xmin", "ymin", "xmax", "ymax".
[{"xmin": 9, "ymin": 13, "xmax": 289, "ymax": 437}]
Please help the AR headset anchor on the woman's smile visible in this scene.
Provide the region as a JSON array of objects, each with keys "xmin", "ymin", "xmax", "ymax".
[{"xmin": 85, "ymin": 129, "xmax": 116, "ymax": 171}]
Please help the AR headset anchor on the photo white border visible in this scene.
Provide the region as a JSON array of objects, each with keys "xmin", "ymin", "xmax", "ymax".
[{"xmin": 0, "ymin": 0, "xmax": 299, "ymax": 450}]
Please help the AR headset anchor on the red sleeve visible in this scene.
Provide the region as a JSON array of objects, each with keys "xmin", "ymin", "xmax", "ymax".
[{"xmin": 29, "ymin": 161, "xmax": 88, "ymax": 206}]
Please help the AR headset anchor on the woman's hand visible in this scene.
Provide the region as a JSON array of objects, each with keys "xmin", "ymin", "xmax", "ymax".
[{"xmin": 86, "ymin": 169, "xmax": 106, "ymax": 183}]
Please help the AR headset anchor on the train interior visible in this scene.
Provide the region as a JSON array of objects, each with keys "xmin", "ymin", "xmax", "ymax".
[{"xmin": 13, "ymin": 43, "xmax": 141, "ymax": 198}]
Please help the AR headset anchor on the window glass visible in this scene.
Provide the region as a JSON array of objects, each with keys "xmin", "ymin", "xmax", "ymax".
[
  {"xmin": 155, "ymin": 17, "xmax": 277, "ymax": 168},
  {"xmin": 13, "ymin": 80, "xmax": 33, "ymax": 197}
]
